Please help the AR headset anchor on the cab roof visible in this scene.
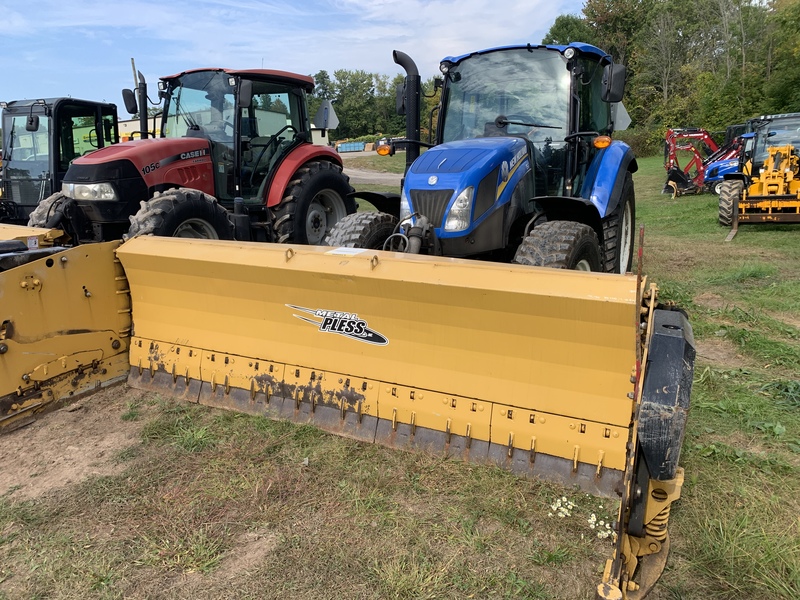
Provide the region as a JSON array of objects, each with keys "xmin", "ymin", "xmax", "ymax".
[
  {"xmin": 160, "ymin": 68, "xmax": 315, "ymax": 92},
  {"xmin": 441, "ymin": 42, "xmax": 612, "ymax": 66}
]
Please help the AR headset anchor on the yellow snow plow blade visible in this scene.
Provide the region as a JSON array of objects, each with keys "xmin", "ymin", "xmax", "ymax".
[{"xmin": 118, "ymin": 237, "xmax": 635, "ymax": 495}]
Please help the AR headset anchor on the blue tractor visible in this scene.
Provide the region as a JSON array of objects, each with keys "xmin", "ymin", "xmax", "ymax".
[{"xmin": 327, "ymin": 43, "xmax": 637, "ymax": 273}]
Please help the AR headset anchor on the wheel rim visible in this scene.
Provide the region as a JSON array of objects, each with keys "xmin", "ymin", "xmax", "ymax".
[
  {"xmin": 173, "ymin": 218, "xmax": 221, "ymax": 239},
  {"xmin": 619, "ymin": 201, "xmax": 633, "ymax": 273},
  {"xmin": 574, "ymin": 259, "xmax": 593, "ymax": 272},
  {"xmin": 306, "ymin": 189, "xmax": 348, "ymax": 245},
  {"xmin": 714, "ymin": 182, "xmax": 724, "ymax": 195}
]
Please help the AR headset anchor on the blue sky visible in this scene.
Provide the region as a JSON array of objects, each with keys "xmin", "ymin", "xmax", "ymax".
[{"xmin": 1, "ymin": 0, "xmax": 585, "ymax": 113}]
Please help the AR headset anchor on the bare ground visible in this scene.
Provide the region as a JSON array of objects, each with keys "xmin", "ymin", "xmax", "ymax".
[{"xmin": 0, "ymin": 385, "xmax": 148, "ymax": 501}]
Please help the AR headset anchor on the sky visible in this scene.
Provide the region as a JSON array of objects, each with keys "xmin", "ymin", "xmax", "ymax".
[{"xmin": 0, "ymin": 0, "xmax": 585, "ymax": 114}]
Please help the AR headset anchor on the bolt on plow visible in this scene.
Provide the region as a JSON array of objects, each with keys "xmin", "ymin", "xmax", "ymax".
[{"xmin": 0, "ymin": 225, "xmax": 694, "ymax": 598}]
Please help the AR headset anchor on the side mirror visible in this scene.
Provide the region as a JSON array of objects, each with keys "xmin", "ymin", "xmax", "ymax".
[
  {"xmin": 26, "ymin": 114, "xmax": 40, "ymax": 132},
  {"xmin": 601, "ymin": 63, "xmax": 626, "ymax": 103},
  {"xmin": 122, "ymin": 88, "xmax": 138, "ymax": 115},
  {"xmin": 238, "ymin": 80, "xmax": 253, "ymax": 109},
  {"xmin": 396, "ymin": 82, "xmax": 406, "ymax": 116}
]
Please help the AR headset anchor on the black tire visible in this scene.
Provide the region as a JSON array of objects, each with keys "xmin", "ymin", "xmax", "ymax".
[
  {"xmin": 601, "ymin": 172, "xmax": 636, "ymax": 273},
  {"xmin": 324, "ymin": 212, "xmax": 399, "ymax": 249},
  {"xmin": 718, "ymin": 180, "xmax": 741, "ymax": 226},
  {"xmin": 513, "ymin": 220, "xmax": 602, "ymax": 271},
  {"xmin": 126, "ymin": 188, "xmax": 234, "ymax": 240},
  {"xmin": 272, "ymin": 160, "xmax": 355, "ymax": 245},
  {"xmin": 27, "ymin": 192, "xmax": 68, "ymax": 228}
]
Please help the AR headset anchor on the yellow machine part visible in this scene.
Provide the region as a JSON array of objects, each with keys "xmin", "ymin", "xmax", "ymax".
[
  {"xmin": 741, "ymin": 145, "xmax": 800, "ymax": 223},
  {"xmin": 0, "ymin": 224, "xmax": 66, "ymax": 246},
  {"xmin": 0, "ymin": 239, "xmax": 131, "ymax": 431},
  {"xmin": 117, "ymin": 236, "xmax": 640, "ymax": 496}
]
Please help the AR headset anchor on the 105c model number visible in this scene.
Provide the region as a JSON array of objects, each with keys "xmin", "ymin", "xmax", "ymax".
[{"xmin": 141, "ymin": 162, "xmax": 160, "ymax": 175}]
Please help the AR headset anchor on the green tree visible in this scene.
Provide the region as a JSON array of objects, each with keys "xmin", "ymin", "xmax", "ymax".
[{"xmin": 542, "ymin": 14, "xmax": 597, "ymax": 45}]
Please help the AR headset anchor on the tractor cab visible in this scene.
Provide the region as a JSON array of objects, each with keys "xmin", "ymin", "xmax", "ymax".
[
  {"xmin": 749, "ymin": 113, "xmax": 800, "ymax": 174},
  {"xmin": 0, "ymin": 98, "xmax": 118, "ymax": 223},
  {"xmin": 396, "ymin": 44, "xmax": 630, "ymax": 259},
  {"xmin": 156, "ymin": 69, "xmax": 315, "ymax": 208}
]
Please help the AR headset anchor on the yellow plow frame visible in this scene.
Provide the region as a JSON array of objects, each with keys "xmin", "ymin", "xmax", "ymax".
[{"xmin": 0, "ymin": 228, "xmax": 695, "ymax": 598}]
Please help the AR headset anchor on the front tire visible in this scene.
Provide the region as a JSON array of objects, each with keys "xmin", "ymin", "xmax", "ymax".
[
  {"xmin": 324, "ymin": 212, "xmax": 399, "ymax": 249},
  {"xmin": 718, "ymin": 180, "xmax": 742, "ymax": 226},
  {"xmin": 513, "ymin": 221, "xmax": 602, "ymax": 271},
  {"xmin": 272, "ymin": 160, "xmax": 355, "ymax": 245},
  {"xmin": 126, "ymin": 188, "xmax": 234, "ymax": 240},
  {"xmin": 27, "ymin": 192, "xmax": 68, "ymax": 228},
  {"xmin": 602, "ymin": 173, "xmax": 636, "ymax": 273}
]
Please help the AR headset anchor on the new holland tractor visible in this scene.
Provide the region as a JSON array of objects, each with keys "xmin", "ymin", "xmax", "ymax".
[
  {"xmin": 328, "ymin": 43, "xmax": 636, "ymax": 274},
  {"xmin": 719, "ymin": 112, "xmax": 800, "ymax": 239},
  {"xmin": 27, "ymin": 68, "xmax": 354, "ymax": 245},
  {"xmin": 1, "ymin": 97, "xmax": 119, "ymax": 223}
]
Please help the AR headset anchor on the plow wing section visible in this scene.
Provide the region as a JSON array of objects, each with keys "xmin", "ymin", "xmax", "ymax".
[
  {"xmin": 0, "ymin": 237, "xmax": 131, "ymax": 430},
  {"xmin": 118, "ymin": 237, "xmax": 641, "ymax": 496}
]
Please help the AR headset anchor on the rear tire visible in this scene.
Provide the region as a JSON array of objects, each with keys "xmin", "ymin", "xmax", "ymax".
[
  {"xmin": 513, "ymin": 221, "xmax": 602, "ymax": 271},
  {"xmin": 718, "ymin": 180, "xmax": 741, "ymax": 226},
  {"xmin": 272, "ymin": 160, "xmax": 355, "ymax": 245},
  {"xmin": 126, "ymin": 188, "xmax": 234, "ymax": 240},
  {"xmin": 27, "ymin": 192, "xmax": 68, "ymax": 228},
  {"xmin": 601, "ymin": 172, "xmax": 635, "ymax": 273},
  {"xmin": 324, "ymin": 212, "xmax": 399, "ymax": 249}
]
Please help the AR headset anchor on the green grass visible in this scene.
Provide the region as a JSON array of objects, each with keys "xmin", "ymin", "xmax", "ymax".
[{"xmin": 634, "ymin": 155, "xmax": 800, "ymax": 599}]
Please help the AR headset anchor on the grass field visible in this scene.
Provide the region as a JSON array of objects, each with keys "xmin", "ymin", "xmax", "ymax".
[{"xmin": 0, "ymin": 155, "xmax": 798, "ymax": 599}]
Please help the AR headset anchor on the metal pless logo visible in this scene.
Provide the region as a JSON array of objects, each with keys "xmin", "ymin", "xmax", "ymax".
[{"xmin": 287, "ymin": 305, "xmax": 388, "ymax": 345}]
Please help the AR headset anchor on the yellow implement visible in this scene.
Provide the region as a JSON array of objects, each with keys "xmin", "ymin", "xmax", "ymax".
[
  {"xmin": 118, "ymin": 237, "xmax": 639, "ymax": 495},
  {"xmin": 0, "ymin": 228, "xmax": 694, "ymax": 598}
]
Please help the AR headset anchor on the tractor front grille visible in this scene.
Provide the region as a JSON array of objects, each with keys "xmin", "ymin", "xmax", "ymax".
[
  {"xmin": 2, "ymin": 178, "xmax": 52, "ymax": 211},
  {"xmin": 409, "ymin": 189, "xmax": 454, "ymax": 228}
]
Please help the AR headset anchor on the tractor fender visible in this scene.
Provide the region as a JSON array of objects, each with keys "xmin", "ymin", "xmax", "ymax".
[
  {"xmin": 265, "ymin": 145, "xmax": 344, "ymax": 208},
  {"xmin": 349, "ymin": 191, "xmax": 401, "ymax": 217},
  {"xmin": 580, "ymin": 141, "xmax": 637, "ymax": 218},
  {"xmin": 722, "ymin": 171, "xmax": 748, "ymax": 183}
]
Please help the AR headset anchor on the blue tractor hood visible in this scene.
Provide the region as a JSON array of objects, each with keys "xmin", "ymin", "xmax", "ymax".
[{"xmin": 404, "ymin": 137, "xmax": 531, "ymax": 237}]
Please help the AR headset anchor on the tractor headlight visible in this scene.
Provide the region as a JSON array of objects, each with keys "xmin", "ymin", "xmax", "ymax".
[
  {"xmin": 62, "ymin": 182, "xmax": 118, "ymax": 201},
  {"xmin": 444, "ymin": 186, "xmax": 473, "ymax": 232},
  {"xmin": 399, "ymin": 187, "xmax": 412, "ymax": 223}
]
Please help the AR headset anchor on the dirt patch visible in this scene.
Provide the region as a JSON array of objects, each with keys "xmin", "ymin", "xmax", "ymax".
[
  {"xmin": 694, "ymin": 292, "xmax": 727, "ymax": 311},
  {"xmin": 0, "ymin": 385, "xmax": 148, "ymax": 500},
  {"xmin": 694, "ymin": 337, "xmax": 749, "ymax": 369},
  {"xmin": 769, "ymin": 311, "xmax": 800, "ymax": 330},
  {"xmin": 215, "ymin": 529, "xmax": 279, "ymax": 580},
  {"xmin": 343, "ymin": 166, "xmax": 402, "ymax": 187}
]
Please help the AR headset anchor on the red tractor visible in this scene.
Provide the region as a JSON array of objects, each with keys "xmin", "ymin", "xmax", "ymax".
[
  {"xmin": 662, "ymin": 127, "xmax": 744, "ymax": 197},
  {"xmin": 29, "ymin": 68, "xmax": 355, "ymax": 244}
]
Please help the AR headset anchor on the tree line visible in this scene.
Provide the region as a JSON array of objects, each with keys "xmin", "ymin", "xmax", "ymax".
[
  {"xmin": 308, "ymin": 69, "xmax": 440, "ymax": 143},
  {"xmin": 544, "ymin": 0, "xmax": 800, "ymax": 154},
  {"xmin": 311, "ymin": 1, "xmax": 799, "ymax": 156}
]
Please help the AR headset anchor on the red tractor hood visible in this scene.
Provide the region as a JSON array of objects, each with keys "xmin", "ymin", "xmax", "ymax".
[{"xmin": 76, "ymin": 137, "xmax": 212, "ymax": 172}]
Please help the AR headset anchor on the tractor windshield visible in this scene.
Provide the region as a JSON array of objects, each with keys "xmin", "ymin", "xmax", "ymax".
[
  {"xmin": 440, "ymin": 49, "xmax": 570, "ymax": 144},
  {"xmin": 162, "ymin": 70, "xmax": 236, "ymax": 141},
  {"xmin": 1, "ymin": 113, "xmax": 52, "ymax": 208},
  {"xmin": 752, "ymin": 115, "xmax": 800, "ymax": 172}
]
